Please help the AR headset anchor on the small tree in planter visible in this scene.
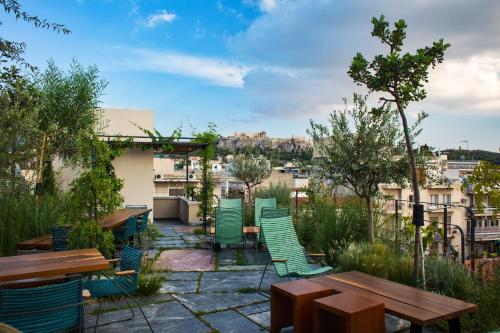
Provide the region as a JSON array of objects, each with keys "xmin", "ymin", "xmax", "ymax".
[
  {"xmin": 310, "ymin": 94, "xmax": 408, "ymax": 243},
  {"xmin": 230, "ymin": 154, "xmax": 271, "ymax": 204}
]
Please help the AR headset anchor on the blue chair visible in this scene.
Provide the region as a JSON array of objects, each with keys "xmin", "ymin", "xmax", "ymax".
[
  {"xmin": 113, "ymin": 216, "xmax": 137, "ymax": 246},
  {"xmin": 136, "ymin": 211, "xmax": 150, "ymax": 246},
  {"xmin": 84, "ymin": 246, "xmax": 153, "ymax": 332},
  {"xmin": 0, "ymin": 275, "xmax": 86, "ymax": 333},
  {"xmin": 51, "ymin": 226, "xmax": 70, "ymax": 251}
]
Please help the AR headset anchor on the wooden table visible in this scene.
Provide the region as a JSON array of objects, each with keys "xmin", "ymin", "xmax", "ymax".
[
  {"xmin": 0, "ymin": 248, "xmax": 109, "ymax": 283},
  {"xmin": 16, "ymin": 234, "xmax": 53, "ymax": 251},
  {"xmin": 271, "ymin": 279, "xmax": 334, "ymax": 333},
  {"xmin": 310, "ymin": 271, "xmax": 477, "ymax": 333},
  {"xmin": 243, "ymin": 226, "xmax": 260, "ymax": 250},
  {"xmin": 100, "ymin": 208, "xmax": 151, "ymax": 230}
]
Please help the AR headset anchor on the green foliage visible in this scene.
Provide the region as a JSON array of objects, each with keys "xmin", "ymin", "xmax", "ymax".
[
  {"xmin": 295, "ymin": 199, "xmax": 368, "ymax": 265},
  {"xmin": 193, "ymin": 123, "xmax": 219, "ymax": 219},
  {"xmin": 255, "ymin": 182, "xmax": 291, "ymax": 208},
  {"xmin": 217, "ymin": 146, "xmax": 312, "ymax": 165},
  {"xmin": 442, "ymin": 149, "xmax": 500, "ymax": 165},
  {"xmin": 463, "ymin": 161, "xmax": 500, "ymax": 212},
  {"xmin": 230, "ymin": 154, "xmax": 271, "ymax": 203},
  {"xmin": 335, "ymin": 242, "xmax": 414, "ymax": 285},
  {"xmin": 136, "ymin": 259, "xmax": 165, "ymax": 296},
  {"xmin": 67, "ymin": 220, "xmax": 114, "ymax": 257},
  {"xmin": 309, "ymin": 94, "xmax": 409, "ymax": 242},
  {"xmin": 0, "ymin": 193, "xmax": 70, "ymax": 256}
]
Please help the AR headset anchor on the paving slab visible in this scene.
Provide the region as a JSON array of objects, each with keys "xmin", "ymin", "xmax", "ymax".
[
  {"xmin": 247, "ymin": 310, "xmax": 270, "ymax": 328},
  {"xmin": 236, "ymin": 302, "xmax": 270, "ymax": 316},
  {"xmin": 385, "ymin": 313, "xmax": 411, "ymax": 333},
  {"xmin": 156, "ymin": 249, "xmax": 214, "ymax": 271},
  {"xmin": 164, "ymin": 271, "xmax": 200, "ymax": 281},
  {"xmin": 158, "ymin": 228, "xmax": 178, "ymax": 237},
  {"xmin": 202, "ymin": 310, "xmax": 263, "ymax": 333},
  {"xmin": 219, "ymin": 265, "xmax": 267, "ymax": 271},
  {"xmin": 172, "ymin": 292, "xmax": 268, "ymax": 313},
  {"xmin": 200, "ymin": 270, "xmax": 287, "ymax": 292},
  {"xmin": 182, "ymin": 235, "xmax": 203, "ymax": 243},
  {"xmin": 86, "ymin": 301, "xmax": 210, "ymax": 333},
  {"xmin": 85, "ymin": 294, "xmax": 173, "ymax": 314},
  {"xmin": 160, "ymin": 279, "xmax": 198, "ymax": 293}
]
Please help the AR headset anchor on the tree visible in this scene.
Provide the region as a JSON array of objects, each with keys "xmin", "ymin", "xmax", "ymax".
[
  {"xmin": 1, "ymin": 0, "xmax": 70, "ymax": 70},
  {"xmin": 464, "ymin": 162, "xmax": 500, "ymax": 212},
  {"xmin": 310, "ymin": 94, "xmax": 408, "ymax": 243},
  {"xmin": 348, "ymin": 15, "xmax": 450, "ymax": 285},
  {"xmin": 230, "ymin": 154, "xmax": 271, "ymax": 204},
  {"xmin": 35, "ymin": 60, "xmax": 107, "ymax": 194}
]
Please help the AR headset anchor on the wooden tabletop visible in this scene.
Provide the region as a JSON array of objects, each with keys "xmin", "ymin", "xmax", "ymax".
[
  {"xmin": 310, "ymin": 271, "xmax": 477, "ymax": 326},
  {"xmin": 209, "ymin": 226, "xmax": 260, "ymax": 235},
  {"xmin": 100, "ymin": 208, "xmax": 151, "ymax": 230},
  {"xmin": 0, "ymin": 248, "xmax": 109, "ymax": 283},
  {"xmin": 17, "ymin": 234, "xmax": 53, "ymax": 250}
]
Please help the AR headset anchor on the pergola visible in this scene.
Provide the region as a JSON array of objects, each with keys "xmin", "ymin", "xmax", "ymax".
[{"xmin": 98, "ymin": 134, "xmax": 210, "ymax": 233}]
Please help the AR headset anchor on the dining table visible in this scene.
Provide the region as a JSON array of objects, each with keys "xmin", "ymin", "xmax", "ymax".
[{"xmin": 0, "ymin": 248, "xmax": 109, "ymax": 283}]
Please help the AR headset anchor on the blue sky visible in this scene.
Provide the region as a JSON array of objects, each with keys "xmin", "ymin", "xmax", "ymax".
[{"xmin": 2, "ymin": 0, "xmax": 500, "ymax": 152}]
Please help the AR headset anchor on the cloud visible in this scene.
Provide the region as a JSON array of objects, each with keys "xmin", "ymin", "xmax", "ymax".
[
  {"xmin": 259, "ymin": 0, "xmax": 279, "ymax": 12},
  {"xmin": 228, "ymin": 0, "xmax": 500, "ymax": 118},
  {"xmin": 113, "ymin": 48, "xmax": 249, "ymax": 88},
  {"xmin": 144, "ymin": 10, "xmax": 177, "ymax": 28}
]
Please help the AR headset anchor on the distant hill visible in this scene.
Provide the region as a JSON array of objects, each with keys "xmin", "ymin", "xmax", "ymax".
[{"xmin": 441, "ymin": 149, "xmax": 500, "ymax": 165}]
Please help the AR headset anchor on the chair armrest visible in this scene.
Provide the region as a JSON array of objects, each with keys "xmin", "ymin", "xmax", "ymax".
[
  {"xmin": 306, "ymin": 253, "xmax": 326, "ymax": 258},
  {"xmin": 115, "ymin": 270, "xmax": 136, "ymax": 276},
  {"xmin": 82, "ymin": 289, "xmax": 91, "ymax": 300},
  {"xmin": 272, "ymin": 259, "xmax": 287, "ymax": 263},
  {"xmin": 107, "ymin": 258, "xmax": 121, "ymax": 263}
]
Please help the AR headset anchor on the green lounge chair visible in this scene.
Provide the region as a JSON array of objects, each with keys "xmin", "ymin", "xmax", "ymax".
[
  {"xmin": 254, "ymin": 198, "xmax": 277, "ymax": 244},
  {"xmin": 258, "ymin": 205, "xmax": 290, "ymax": 245},
  {"xmin": 0, "ymin": 275, "xmax": 86, "ymax": 333},
  {"xmin": 219, "ymin": 198, "xmax": 242, "ymax": 208},
  {"xmin": 84, "ymin": 246, "xmax": 153, "ymax": 332},
  {"xmin": 258, "ymin": 215, "xmax": 332, "ymax": 289}
]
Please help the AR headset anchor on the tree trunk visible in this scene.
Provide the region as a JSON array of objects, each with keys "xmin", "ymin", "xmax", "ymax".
[
  {"xmin": 366, "ymin": 196, "xmax": 375, "ymax": 243},
  {"xmin": 246, "ymin": 184, "xmax": 252, "ymax": 205},
  {"xmin": 36, "ymin": 133, "xmax": 49, "ymax": 199},
  {"xmin": 396, "ymin": 101, "xmax": 422, "ymax": 287}
]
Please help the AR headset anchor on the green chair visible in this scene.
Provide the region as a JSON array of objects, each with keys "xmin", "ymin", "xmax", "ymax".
[
  {"xmin": 258, "ymin": 215, "xmax": 332, "ymax": 289},
  {"xmin": 254, "ymin": 198, "xmax": 277, "ymax": 244},
  {"xmin": 219, "ymin": 198, "xmax": 242, "ymax": 208},
  {"xmin": 213, "ymin": 207, "xmax": 244, "ymax": 246},
  {"xmin": 113, "ymin": 216, "xmax": 137, "ymax": 246},
  {"xmin": 51, "ymin": 226, "xmax": 70, "ymax": 251},
  {"xmin": 84, "ymin": 246, "xmax": 153, "ymax": 332},
  {"xmin": 0, "ymin": 275, "xmax": 86, "ymax": 333},
  {"xmin": 259, "ymin": 207, "xmax": 291, "ymax": 245}
]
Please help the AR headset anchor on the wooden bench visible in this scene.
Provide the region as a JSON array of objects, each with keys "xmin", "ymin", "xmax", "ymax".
[
  {"xmin": 313, "ymin": 292, "xmax": 384, "ymax": 333},
  {"xmin": 310, "ymin": 271, "xmax": 477, "ymax": 333}
]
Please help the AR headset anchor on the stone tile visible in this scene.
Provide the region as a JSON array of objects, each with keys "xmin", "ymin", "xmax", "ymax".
[
  {"xmin": 218, "ymin": 265, "xmax": 267, "ymax": 271},
  {"xmin": 164, "ymin": 271, "xmax": 200, "ymax": 281},
  {"xmin": 160, "ymin": 279, "xmax": 198, "ymax": 293},
  {"xmin": 182, "ymin": 235, "xmax": 202, "ymax": 243},
  {"xmin": 85, "ymin": 294, "xmax": 173, "ymax": 314},
  {"xmin": 200, "ymin": 270, "xmax": 287, "ymax": 292},
  {"xmin": 236, "ymin": 302, "xmax": 270, "ymax": 316},
  {"xmin": 158, "ymin": 228, "xmax": 177, "ymax": 237},
  {"xmin": 247, "ymin": 310, "xmax": 270, "ymax": 328},
  {"xmin": 172, "ymin": 292, "xmax": 267, "ymax": 313},
  {"xmin": 86, "ymin": 301, "xmax": 210, "ymax": 333},
  {"xmin": 156, "ymin": 249, "xmax": 214, "ymax": 272},
  {"xmin": 201, "ymin": 310, "xmax": 262, "ymax": 333},
  {"xmin": 385, "ymin": 314, "xmax": 410, "ymax": 333},
  {"xmin": 174, "ymin": 226, "xmax": 197, "ymax": 235}
]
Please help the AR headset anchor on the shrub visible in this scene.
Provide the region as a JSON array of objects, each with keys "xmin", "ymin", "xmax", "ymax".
[
  {"xmin": 68, "ymin": 220, "xmax": 115, "ymax": 257},
  {"xmin": 335, "ymin": 242, "xmax": 413, "ymax": 285},
  {"xmin": 136, "ymin": 258, "xmax": 165, "ymax": 296},
  {"xmin": 295, "ymin": 199, "xmax": 368, "ymax": 265},
  {"xmin": 0, "ymin": 193, "xmax": 71, "ymax": 256},
  {"xmin": 255, "ymin": 182, "xmax": 291, "ymax": 207}
]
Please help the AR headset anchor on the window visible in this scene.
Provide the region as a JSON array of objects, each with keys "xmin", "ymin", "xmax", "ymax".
[
  {"xmin": 446, "ymin": 216, "xmax": 452, "ymax": 234},
  {"xmin": 443, "ymin": 194, "xmax": 452, "ymax": 206},
  {"xmin": 430, "ymin": 194, "xmax": 439, "ymax": 207},
  {"xmin": 408, "ymin": 194, "xmax": 414, "ymax": 208}
]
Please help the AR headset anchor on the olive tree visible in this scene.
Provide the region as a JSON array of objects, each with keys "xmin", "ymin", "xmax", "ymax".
[
  {"xmin": 310, "ymin": 94, "xmax": 408, "ymax": 243},
  {"xmin": 348, "ymin": 15, "xmax": 450, "ymax": 285},
  {"xmin": 230, "ymin": 154, "xmax": 271, "ymax": 204}
]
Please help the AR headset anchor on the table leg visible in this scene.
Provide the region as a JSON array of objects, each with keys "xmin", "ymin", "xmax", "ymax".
[
  {"xmin": 448, "ymin": 318, "xmax": 461, "ymax": 333},
  {"xmin": 410, "ymin": 323, "xmax": 423, "ymax": 333}
]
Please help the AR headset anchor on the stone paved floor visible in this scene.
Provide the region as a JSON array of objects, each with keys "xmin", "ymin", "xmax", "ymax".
[{"xmin": 86, "ymin": 220, "xmax": 442, "ymax": 333}]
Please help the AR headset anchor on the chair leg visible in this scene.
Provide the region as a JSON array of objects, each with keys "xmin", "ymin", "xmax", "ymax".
[
  {"xmin": 94, "ymin": 299, "xmax": 102, "ymax": 333},
  {"xmin": 125, "ymin": 295, "xmax": 154, "ymax": 332},
  {"xmin": 258, "ymin": 262, "xmax": 268, "ymax": 290}
]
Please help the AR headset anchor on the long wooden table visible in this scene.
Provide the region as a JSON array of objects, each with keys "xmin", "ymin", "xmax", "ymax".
[
  {"xmin": 0, "ymin": 248, "xmax": 109, "ymax": 283},
  {"xmin": 99, "ymin": 208, "xmax": 151, "ymax": 230},
  {"xmin": 310, "ymin": 271, "xmax": 477, "ymax": 333},
  {"xmin": 16, "ymin": 208, "xmax": 151, "ymax": 251}
]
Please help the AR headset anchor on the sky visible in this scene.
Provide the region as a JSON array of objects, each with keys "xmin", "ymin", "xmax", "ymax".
[{"xmin": 2, "ymin": 0, "xmax": 500, "ymax": 152}]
